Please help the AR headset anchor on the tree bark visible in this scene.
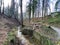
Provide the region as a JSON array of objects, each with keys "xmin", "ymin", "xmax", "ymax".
[
  {"xmin": 42, "ymin": 0, "xmax": 44, "ymax": 20},
  {"xmin": 2, "ymin": 1, "xmax": 4, "ymax": 14},
  {"xmin": 0, "ymin": 7, "xmax": 1, "ymax": 14},
  {"xmin": 29, "ymin": 0, "xmax": 31, "ymax": 23},
  {"xmin": 0, "ymin": 0, "xmax": 2, "ymax": 14},
  {"xmin": 20, "ymin": 0, "xmax": 23, "ymax": 27},
  {"xmin": 32, "ymin": 0, "xmax": 34, "ymax": 21}
]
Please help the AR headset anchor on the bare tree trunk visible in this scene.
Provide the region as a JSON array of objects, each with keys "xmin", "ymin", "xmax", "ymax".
[
  {"xmin": 32, "ymin": 0, "xmax": 34, "ymax": 21},
  {"xmin": 42, "ymin": 0, "xmax": 44, "ymax": 20},
  {"xmin": 29, "ymin": 0, "xmax": 31, "ymax": 23},
  {"xmin": 0, "ymin": 0, "xmax": 2, "ymax": 14},
  {"xmin": 0, "ymin": 7, "xmax": 1, "ymax": 14},
  {"xmin": 2, "ymin": 1, "xmax": 4, "ymax": 14},
  {"xmin": 37, "ymin": 0, "xmax": 40, "ymax": 19},
  {"xmin": 8, "ymin": 4, "xmax": 9, "ymax": 15},
  {"xmin": 20, "ymin": 0, "xmax": 23, "ymax": 27}
]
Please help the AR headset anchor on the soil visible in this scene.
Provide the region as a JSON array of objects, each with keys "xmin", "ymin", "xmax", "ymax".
[{"xmin": 0, "ymin": 15, "xmax": 19, "ymax": 45}]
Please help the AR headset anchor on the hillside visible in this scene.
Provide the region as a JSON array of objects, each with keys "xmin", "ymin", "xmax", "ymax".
[
  {"xmin": 0, "ymin": 15, "xmax": 19, "ymax": 45},
  {"xmin": 44, "ymin": 12, "xmax": 60, "ymax": 27},
  {"xmin": 23, "ymin": 12, "xmax": 60, "ymax": 45}
]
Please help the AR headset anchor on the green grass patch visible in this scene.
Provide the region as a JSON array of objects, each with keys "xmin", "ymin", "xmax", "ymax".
[
  {"xmin": 40, "ymin": 12, "xmax": 60, "ymax": 27},
  {"xmin": 40, "ymin": 25, "xmax": 58, "ymax": 38},
  {"xmin": 3, "ymin": 27, "xmax": 17, "ymax": 45},
  {"xmin": 28, "ymin": 33, "xmax": 54, "ymax": 45}
]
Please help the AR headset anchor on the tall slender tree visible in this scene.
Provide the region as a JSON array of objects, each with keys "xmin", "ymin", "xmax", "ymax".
[
  {"xmin": 10, "ymin": 0, "xmax": 15, "ymax": 18},
  {"xmin": 37, "ymin": 0, "xmax": 40, "ymax": 18},
  {"xmin": 8, "ymin": 4, "xmax": 9, "ymax": 15},
  {"xmin": 41, "ymin": 0, "xmax": 45, "ymax": 20},
  {"xmin": 14, "ymin": 0, "xmax": 18, "ymax": 19},
  {"xmin": 27, "ymin": 0, "xmax": 38, "ymax": 22},
  {"xmin": 19, "ymin": 0, "xmax": 23, "ymax": 27},
  {"xmin": 32, "ymin": 0, "xmax": 34, "ymax": 19},
  {"xmin": 0, "ymin": 0, "xmax": 2, "ymax": 14},
  {"xmin": 32, "ymin": 0, "xmax": 38, "ymax": 21},
  {"xmin": 26, "ymin": 0, "xmax": 32, "ymax": 23},
  {"xmin": 45, "ymin": 0, "xmax": 50, "ymax": 16},
  {"xmin": 29, "ymin": 0, "xmax": 31, "ymax": 23},
  {"xmin": 42, "ymin": 0, "xmax": 50, "ymax": 20},
  {"xmin": 2, "ymin": 0, "xmax": 4, "ymax": 14}
]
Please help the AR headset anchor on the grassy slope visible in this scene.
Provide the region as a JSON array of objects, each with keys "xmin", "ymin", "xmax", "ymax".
[
  {"xmin": 22, "ymin": 26, "xmax": 57, "ymax": 45},
  {"xmin": 23, "ymin": 12, "xmax": 60, "ymax": 45},
  {"xmin": 44, "ymin": 12, "xmax": 60, "ymax": 27}
]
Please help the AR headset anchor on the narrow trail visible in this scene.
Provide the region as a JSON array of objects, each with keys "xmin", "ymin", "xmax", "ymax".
[
  {"xmin": 51, "ymin": 26, "xmax": 60, "ymax": 39},
  {"xmin": 17, "ymin": 26, "xmax": 33, "ymax": 45}
]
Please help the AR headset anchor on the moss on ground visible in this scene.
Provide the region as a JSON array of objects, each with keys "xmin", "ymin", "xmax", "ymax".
[
  {"xmin": 22, "ymin": 26, "xmax": 57, "ymax": 45},
  {"xmin": 27, "ymin": 34, "xmax": 54, "ymax": 45},
  {"xmin": 43, "ymin": 12, "xmax": 60, "ymax": 27},
  {"xmin": 3, "ymin": 27, "xmax": 17, "ymax": 45},
  {"xmin": 40, "ymin": 25, "xmax": 58, "ymax": 38}
]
